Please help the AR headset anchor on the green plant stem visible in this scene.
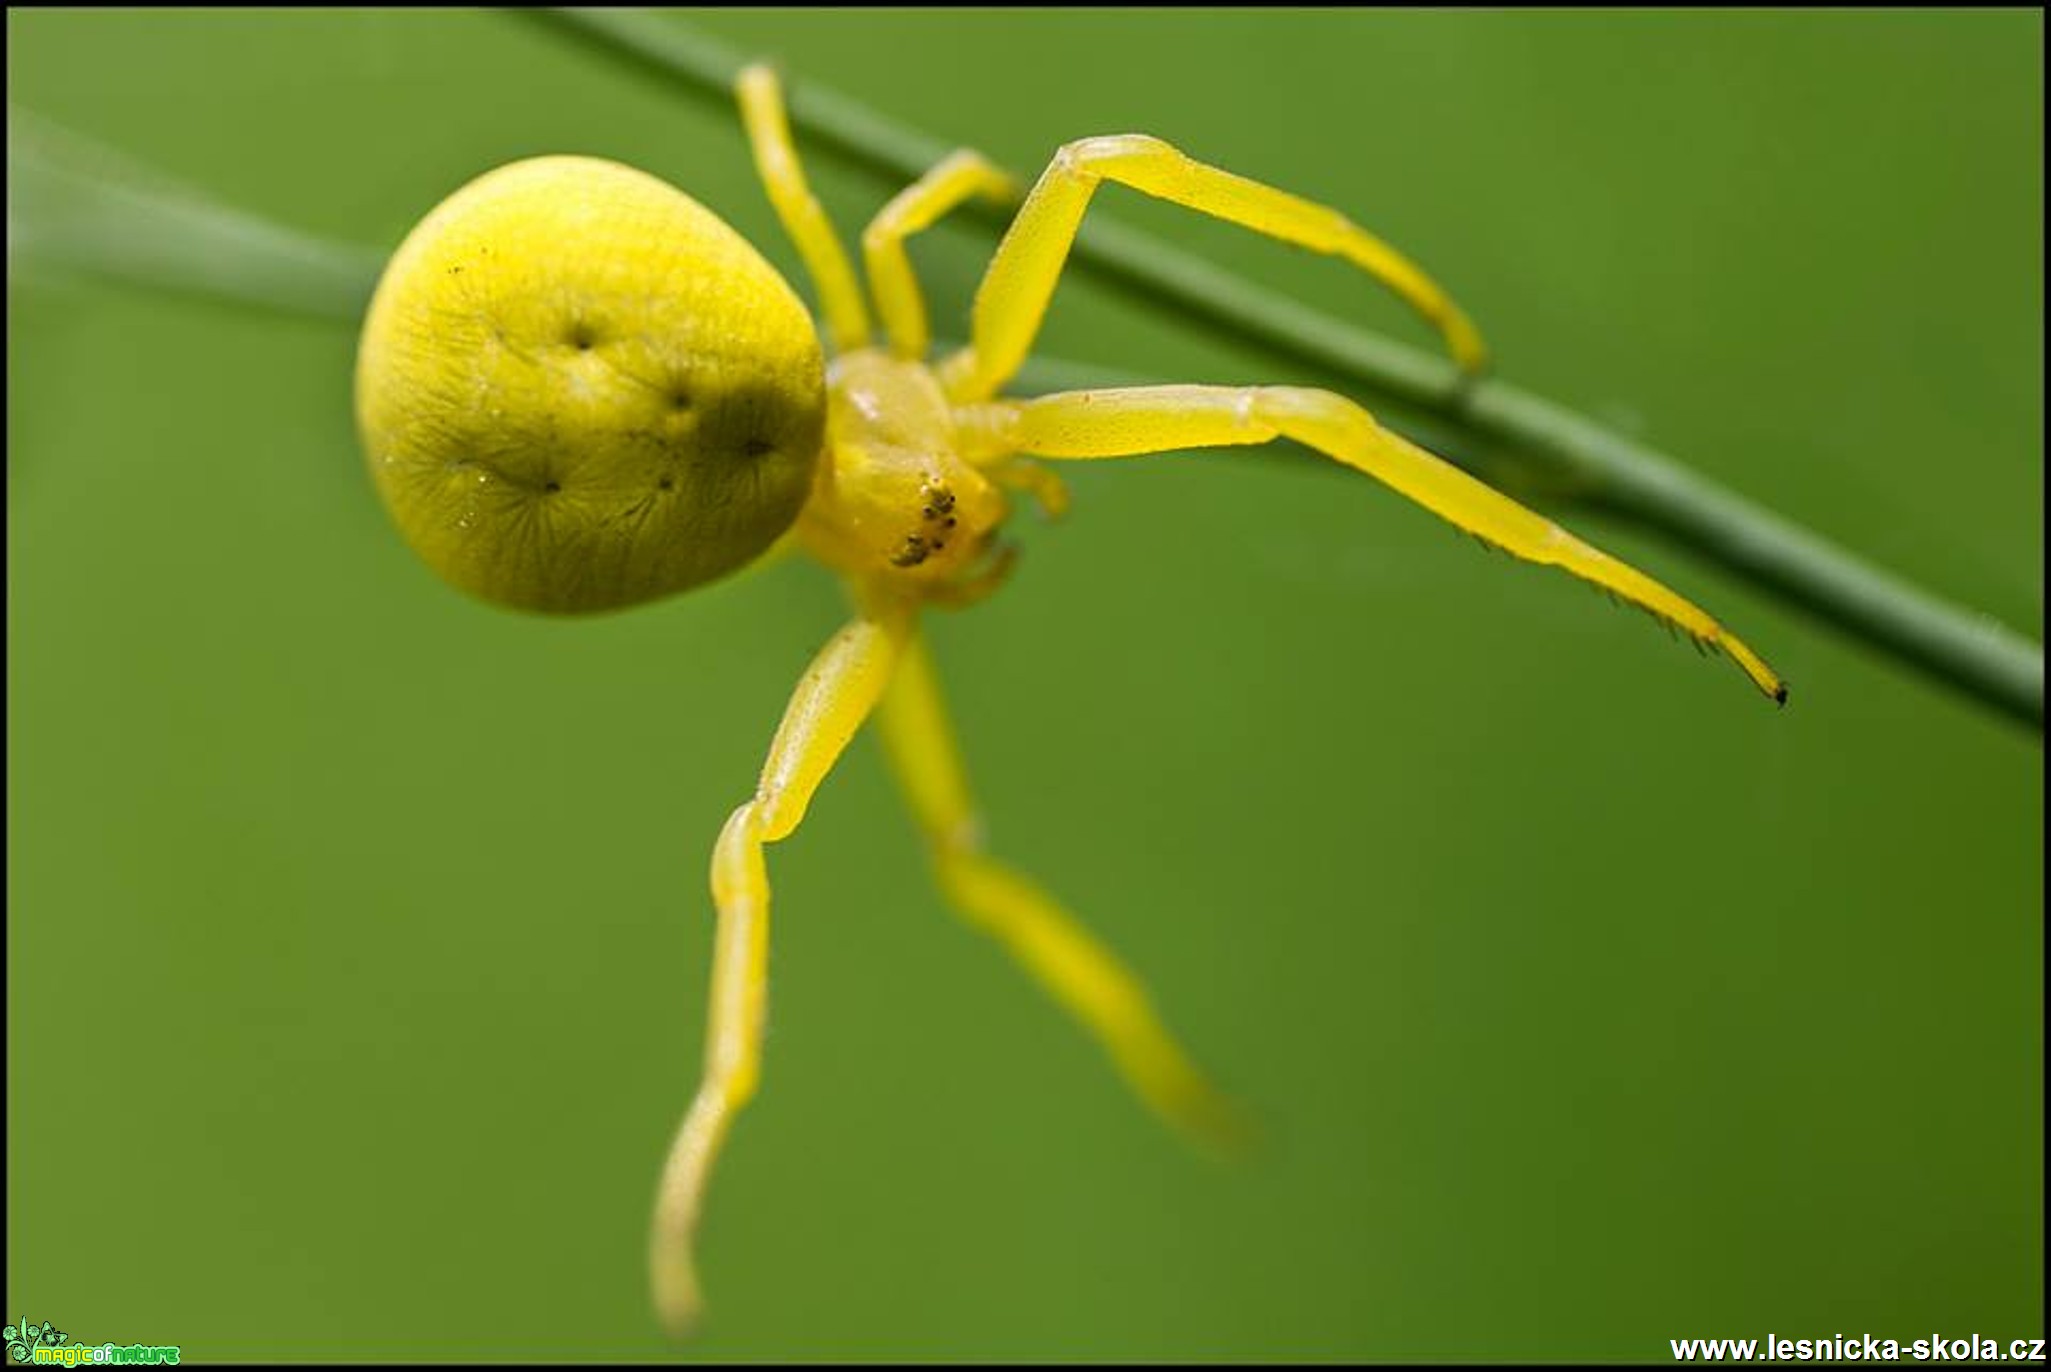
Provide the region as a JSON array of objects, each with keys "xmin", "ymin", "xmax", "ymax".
[
  {"xmin": 7, "ymin": 107, "xmax": 383, "ymax": 322},
  {"xmin": 11, "ymin": 29, "xmax": 2043, "ymax": 731},
  {"xmin": 526, "ymin": 7, "xmax": 2042, "ymax": 731}
]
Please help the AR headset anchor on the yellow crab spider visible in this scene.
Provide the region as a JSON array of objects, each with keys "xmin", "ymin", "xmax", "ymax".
[{"xmin": 354, "ymin": 64, "xmax": 1787, "ymax": 1336}]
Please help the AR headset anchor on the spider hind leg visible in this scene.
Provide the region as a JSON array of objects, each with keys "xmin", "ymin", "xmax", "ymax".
[
  {"xmin": 876, "ymin": 630, "xmax": 1251, "ymax": 1154},
  {"xmin": 650, "ymin": 602, "xmax": 911, "ymax": 1336}
]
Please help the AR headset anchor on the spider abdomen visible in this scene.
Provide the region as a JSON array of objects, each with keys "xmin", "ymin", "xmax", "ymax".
[{"xmin": 356, "ymin": 155, "xmax": 827, "ymax": 614}]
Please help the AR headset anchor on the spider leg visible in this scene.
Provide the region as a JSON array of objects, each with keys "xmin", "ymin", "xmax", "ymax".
[
  {"xmin": 736, "ymin": 64, "xmax": 871, "ymax": 352},
  {"xmin": 876, "ymin": 629, "xmax": 1251, "ymax": 1154},
  {"xmin": 863, "ymin": 150, "xmax": 1015, "ymax": 360},
  {"xmin": 989, "ymin": 385, "xmax": 1787, "ymax": 702},
  {"xmin": 924, "ymin": 540, "xmax": 1022, "ymax": 611},
  {"xmin": 651, "ymin": 599, "xmax": 912, "ymax": 1337},
  {"xmin": 938, "ymin": 134, "xmax": 1488, "ymax": 402},
  {"xmin": 985, "ymin": 456, "xmax": 1071, "ymax": 520}
]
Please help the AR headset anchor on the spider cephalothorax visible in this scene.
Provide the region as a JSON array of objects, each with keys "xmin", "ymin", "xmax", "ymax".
[{"xmin": 799, "ymin": 349, "xmax": 1013, "ymax": 598}]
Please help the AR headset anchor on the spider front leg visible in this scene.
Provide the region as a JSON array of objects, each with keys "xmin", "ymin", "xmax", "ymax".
[
  {"xmin": 863, "ymin": 149, "xmax": 1016, "ymax": 360},
  {"xmin": 939, "ymin": 133, "xmax": 1489, "ymax": 403},
  {"xmin": 737, "ymin": 64, "xmax": 871, "ymax": 351},
  {"xmin": 651, "ymin": 596, "xmax": 912, "ymax": 1337},
  {"xmin": 876, "ymin": 630, "xmax": 1250, "ymax": 1153},
  {"xmin": 986, "ymin": 385, "xmax": 1787, "ymax": 701}
]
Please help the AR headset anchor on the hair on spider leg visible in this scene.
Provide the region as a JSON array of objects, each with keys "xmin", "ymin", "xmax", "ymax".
[
  {"xmin": 1635, "ymin": 605, "xmax": 1682, "ymax": 640},
  {"xmin": 1588, "ymin": 584, "xmax": 1731, "ymax": 668}
]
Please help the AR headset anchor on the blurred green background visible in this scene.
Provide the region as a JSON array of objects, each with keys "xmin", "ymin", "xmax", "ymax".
[{"xmin": 7, "ymin": 9, "xmax": 2042, "ymax": 1362}]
